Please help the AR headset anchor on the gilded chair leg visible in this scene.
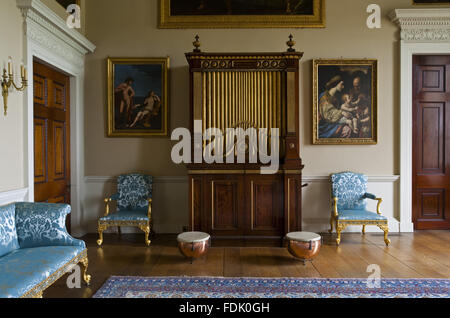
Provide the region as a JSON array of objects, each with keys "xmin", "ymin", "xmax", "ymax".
[
  {"xmin": 97, "ymin": 224, "xmax": 107, "ymax": 246},
  {"xmin": 80, "ymin": 256, "xmax": 91, "ymax": 286},
  {"xmin": 379, "ymin": 224, "xmax": 390, "ymax": 246},
  {"xmin": 328, "ymin": 216, "xmax": 334, "ymax": 234},
  {"xmin": 336, "ymin": 223, "xmax": 346, "ymax": 246},
  {"xmin": 362, "ymin": 225, "xmax": 366, "ymax": 235},
  {"xmin": 139, "ymin": 224, "xmax": 151, "ymax": 246}
]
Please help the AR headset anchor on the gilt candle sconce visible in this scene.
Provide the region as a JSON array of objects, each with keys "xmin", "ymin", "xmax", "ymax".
[{"xmin": 1, "ymin": 57, "xmax": 28, "ymax": 116}]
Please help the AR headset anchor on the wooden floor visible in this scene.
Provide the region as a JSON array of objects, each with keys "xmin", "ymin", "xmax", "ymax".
[{"xmin": 44, "ymin": 231, "xmax": 450, "ymax": 298}]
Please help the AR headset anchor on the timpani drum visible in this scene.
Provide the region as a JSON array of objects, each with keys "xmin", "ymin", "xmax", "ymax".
[
  {"xmin": 286, "ymin": 232, "xmax": 322, "ymax": 265},
  {"xmin": 177, "ymin": 232, "xmax": 211, "ymax": 263}
]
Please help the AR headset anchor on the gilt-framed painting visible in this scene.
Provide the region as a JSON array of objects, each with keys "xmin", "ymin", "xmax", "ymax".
[
  {"xmin": 413, "ymin": 0, "xmax": 450, "ymax": 5},
  {"xmin": 159, "ymin": 0, "xmax": 325, "ymax": 28},
  {"xmin": 55, "ymin": 0, "xmax": 80, "ymax": 9},
  {"xmin": 107, "ymin": 58, "xmax": 169, "ymax": 137},
  {"xmin": 313, "ymin": 59, "xmax": 378, "ymax": 145}
]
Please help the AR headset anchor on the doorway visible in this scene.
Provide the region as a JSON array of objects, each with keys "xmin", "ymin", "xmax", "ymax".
[
  {"xmin": 412, "ymin": 55, "xmax": 450, "ymax": 230},
  {"xmin": 33, "ymin": 60, "xmax": 71, "ymax": 228}
]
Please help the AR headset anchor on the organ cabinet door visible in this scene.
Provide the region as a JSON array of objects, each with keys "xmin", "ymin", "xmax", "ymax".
[{"xmin": 186, "ymin": 42, "xmax": 304, "ymax": 240}]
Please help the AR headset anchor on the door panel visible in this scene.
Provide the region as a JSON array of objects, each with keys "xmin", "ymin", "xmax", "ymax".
[
  {"xmin": 246, "ymin": 176, "xmax": 284, "ymax": 236},
  {"xmin": 413, "ymin": 55, "xmax": 450, "ymax": 230},
  {"xmin": 33, "ymin": 61, "xmax": 71, "ymax": 228},
  {"xmin": 204, "ymin": 175, "xmax": 245, "ymax": 236}
]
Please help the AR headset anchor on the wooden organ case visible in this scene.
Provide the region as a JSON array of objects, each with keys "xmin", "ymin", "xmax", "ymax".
[{"xmin": 186, "ymin": 40, "xmax": 304, "ymax": 240}]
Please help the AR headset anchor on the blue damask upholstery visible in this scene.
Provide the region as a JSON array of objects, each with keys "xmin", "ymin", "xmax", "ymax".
[
  {"xmin": 330, "ymin": 172, "xmax": 390, "ymax": 246},
  {"xmin": 0, "ymin": 246, "xmax": 84, "ymax": 298},
  {"xmin": 97, "ymin": 173, "xmax": 153, "ymax": 246},
  {"xmin": 331, "ymin": 172, "xmax": 368, "ymax": 210},
  {"xmin": 337, "ymin": 210, "xmax": 387, "ymax": 221},
  {"xmin": 0, "ymin": 202, "xmax": 88, "ymax": 298},
  {"xmin": 100, "ymin": 210, "xmax": 149, "ymax": 222},
  {"xmin": 15, "ymin": 202, "xmax": 85, "ymax": 249},
  {"xmin": 116, "ymin": 174, "xmax": 153, "ymax": 211},
  {"xmin": 0, "ymin": 204, "xmax": 20, "ymax": 257}
]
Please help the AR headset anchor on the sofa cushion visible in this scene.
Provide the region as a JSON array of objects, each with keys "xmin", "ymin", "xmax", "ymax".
[
  {"xmin": 0, "ymin": 204, "xmax": 19, "ymax": 258},
  {"xmin": 0, "ymin": 246, "xmax": 85, "ymax": 298}
]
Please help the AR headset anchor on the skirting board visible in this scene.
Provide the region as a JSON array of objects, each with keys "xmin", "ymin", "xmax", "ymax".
[
  {"xmin": 0, "ymin": 188, "xmax": 29, "ymax": 206},
  {"xmin": 83, "ymin": 175, "xmax": 402, "ymax": 234}
]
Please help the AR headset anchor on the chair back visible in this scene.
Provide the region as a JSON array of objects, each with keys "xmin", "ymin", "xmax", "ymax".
[
  {"xmin": 116, "ymin": 174, "xmax": 153, "ymax": 211},
  {"xmin": 331, "ymin": 172, "xmax": 368, "ymax": 210}
]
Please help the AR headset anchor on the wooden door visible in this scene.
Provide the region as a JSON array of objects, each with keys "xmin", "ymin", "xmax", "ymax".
[
  {"xmin": 413, "ymin": 55, "xmax": 450, "ymax": 230},
  {"xmin": 33, "ymin": 61, "xmax": 71, "ymax": 221}
]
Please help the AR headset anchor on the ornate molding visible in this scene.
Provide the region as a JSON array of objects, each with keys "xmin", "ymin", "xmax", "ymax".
[
  {"xmin": 16, "ymin": 0, "xmax": 95, "ymax": 67},
  {"xmin": 390, "ymin": 9, "xmax": 450, "ymax": 42}
]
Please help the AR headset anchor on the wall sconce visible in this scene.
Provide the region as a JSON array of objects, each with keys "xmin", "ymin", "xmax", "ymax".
[{"xmin": 1, "ymin": 57, "xmax": 28, "ymax": 116}]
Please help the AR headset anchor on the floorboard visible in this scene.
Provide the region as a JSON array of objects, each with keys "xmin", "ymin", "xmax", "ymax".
[{"xmin": 43, "ymin": 231, "xmax": 450, "ymax": 298}]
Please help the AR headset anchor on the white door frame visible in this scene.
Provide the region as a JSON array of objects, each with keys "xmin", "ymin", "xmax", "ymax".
[
  {"xmin": 17, "ymin": 0, "xmax": 95, "ymax": 236},
  {"xmin": 390, "ymin": 9, "xmax": 450, "ymax": 232}
]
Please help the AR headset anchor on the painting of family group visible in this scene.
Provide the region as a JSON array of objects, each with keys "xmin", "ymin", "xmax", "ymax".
[
  {"xmin": 108, "ymin": 58, "xmax": 168, "ymax": 137},
  {"xmin": 313, "ymin": 60, "xmax": 377, "ymax": 145}
]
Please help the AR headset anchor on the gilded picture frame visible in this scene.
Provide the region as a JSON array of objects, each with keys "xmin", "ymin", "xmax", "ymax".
[
  {"xmin": 412, "ymin": 0, "xmax": 450, "ymax": 5},
  {"xmin": 159, "ymin": 0, "xmax": 325, "ymax": 29},
  {"xmin": 107, "ymin": 57, "xmax": 169, "ymax": 138},
  {"xmin": 313, "ymin": 59, "xmax": 378, "ymax": 145}
]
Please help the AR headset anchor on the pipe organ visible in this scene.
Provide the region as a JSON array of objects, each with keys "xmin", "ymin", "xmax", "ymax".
[{"xmin": 186, "ymin": 39, "xmax": 304, "ymax": 241}]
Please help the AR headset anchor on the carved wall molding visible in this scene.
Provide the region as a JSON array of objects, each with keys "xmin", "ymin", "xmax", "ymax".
[
  {"xmin": 17, "ymin": 0, "xmax": 95, "ymax": 69},
  {"xmin": 390, "ymin": 9, "xmax": 450, "ymax": 42}
]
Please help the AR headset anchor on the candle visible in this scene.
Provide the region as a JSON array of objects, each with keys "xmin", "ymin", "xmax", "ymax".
[
  {"xmin": 20, "ymin": 63, "xmax": 24, "ymax": 78},
  {"xmin": 8, "ymin": 57, "xmax": 12, "ymax": 75},
  {"xmin": 24, "ymin": 66, "xmax": 27, "ymax": 80}
]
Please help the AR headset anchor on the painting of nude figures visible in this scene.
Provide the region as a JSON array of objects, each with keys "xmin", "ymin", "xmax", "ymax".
[
  {"xmin": 159, "ymin": 0, "xmax": 325, "ymax": 28},
  {"xmin": 313, "ymin": 59, "xmax": 378, "ymax": 145},
  {"xmin": 107, "ymin": 58, "xmax": 169, "ymax": 137}
]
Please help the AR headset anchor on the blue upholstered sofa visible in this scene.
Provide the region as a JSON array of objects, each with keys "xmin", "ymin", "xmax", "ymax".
[{"xmin": 0, "ymin": 202, "xmax": 91, "ymax": 298}]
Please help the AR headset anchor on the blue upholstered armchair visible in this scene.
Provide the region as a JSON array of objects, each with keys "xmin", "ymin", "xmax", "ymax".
[
  {"xmin": 97, "ymin": 174, "xmax": 153, "ymax": 246},
  {"xmin": 329, "ymin": 172, "xmax": 390, "ymax": 246}
]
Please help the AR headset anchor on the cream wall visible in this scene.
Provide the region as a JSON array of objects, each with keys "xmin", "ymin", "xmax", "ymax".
[
  {"xmin": 0, "ymin": 0, "xmax": 25, "ymax": 192},
  {"xmin": 82, "ymin": 0, "xmax": 419, "ymax": 233},
  {"xmin": 84, "ymin": 0, "xmax": 414, "ymax": 176}
]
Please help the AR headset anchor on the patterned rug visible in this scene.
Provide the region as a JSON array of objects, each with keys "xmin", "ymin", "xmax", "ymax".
[{"xmin": 93, "ymin": 276, "xmax": 450, "ymax": 298}]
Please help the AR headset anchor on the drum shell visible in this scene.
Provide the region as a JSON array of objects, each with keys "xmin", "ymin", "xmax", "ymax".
[
  {"xmin": 178, "ymin": 240, "xmax": 210, "ymax": 259},
  {"xmin": 287, "ymin": 239, "xmax": 321, "ymax": 261}
]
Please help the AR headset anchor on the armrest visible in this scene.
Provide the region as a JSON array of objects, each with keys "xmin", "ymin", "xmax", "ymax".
[
  {"xmin": 15, "ymin": 202, "xmax": 86, "ymax": 249},
  {"xmin": 103, "ymin": 193, "xmax": 119, "ymax": 216},
  {"xmin": 364, "ymin": 193, "xmax": 383, "ymax": 215},
  {"xmin": 109, "ymin": 193, "xmax": 120, "ymax": 201},
  {"xmin": 147, "ymin": 198, "xmax": 152, "ymax": 219}
]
